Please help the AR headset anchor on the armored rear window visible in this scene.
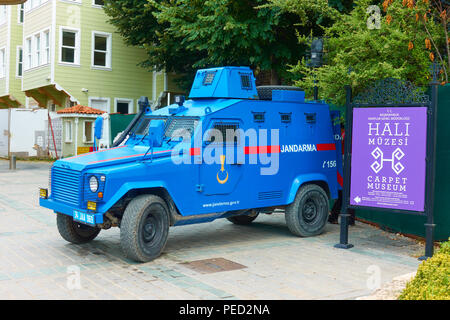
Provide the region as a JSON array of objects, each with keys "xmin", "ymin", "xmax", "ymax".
[
  {"xmin": 240, "ymin": 74, "xmax": 252, "ymax": 90},
  {"xmin": 203, "ymin": 71, "xmax": 217, "ymax": 86}
]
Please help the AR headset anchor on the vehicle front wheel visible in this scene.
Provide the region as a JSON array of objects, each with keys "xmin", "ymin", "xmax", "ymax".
[
  {"xmin": 285, "ymin": 184, "xmax": 329, "ymax": 237},
  {"xmin": 56, "ymin": 213, "xmax": 101, "ymax": 244},
  {"xmin": 120, "ymin": 195, "xmax": 170, "ymax": 262}
]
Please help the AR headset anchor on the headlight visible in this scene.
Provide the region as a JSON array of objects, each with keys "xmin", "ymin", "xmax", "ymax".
[{"xmin": 89, "ymin": 176, "xmax": 99, "ymax": 193}]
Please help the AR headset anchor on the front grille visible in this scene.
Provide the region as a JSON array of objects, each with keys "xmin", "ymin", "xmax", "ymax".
[{"xmin": 51, "ymin": 167, "xmax": 82, "ymax": 206}]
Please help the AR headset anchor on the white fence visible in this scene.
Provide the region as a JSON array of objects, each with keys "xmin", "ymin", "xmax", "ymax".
[
  {"xmin": 0, "ymin": 109, "xmax": 9, "ymax": 157},
  {"xmin": 0, "ymin": 108, "xmax": 62, "ymax": 158}
]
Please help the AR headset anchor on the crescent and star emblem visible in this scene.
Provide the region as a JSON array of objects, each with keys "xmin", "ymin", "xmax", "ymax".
[{"xmin": 216, "ymin": 155, "xmax": 229, "ymax": 184}]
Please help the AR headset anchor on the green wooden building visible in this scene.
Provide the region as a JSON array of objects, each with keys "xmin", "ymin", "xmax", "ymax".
[{"xmin": 0, "ymin": 1, "xmax": 183, "ymax": 111}]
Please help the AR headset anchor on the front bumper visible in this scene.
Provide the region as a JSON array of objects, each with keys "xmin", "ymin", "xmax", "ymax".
[{"xmin": 40, "ymin": 198, "xmax": 104, "ymax": 226}]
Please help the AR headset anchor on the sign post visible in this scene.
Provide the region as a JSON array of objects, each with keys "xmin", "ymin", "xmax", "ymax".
[{"xmin": 335, "ymin": 70, "xmax": 440, "ymax": 259}]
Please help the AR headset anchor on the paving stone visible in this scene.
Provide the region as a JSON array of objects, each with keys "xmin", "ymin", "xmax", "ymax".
[{"xmin": 0, "ymin": 160, "xmax": 423, "ymax": 300}]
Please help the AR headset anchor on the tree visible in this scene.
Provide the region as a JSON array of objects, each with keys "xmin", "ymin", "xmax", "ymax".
[
  {"xmin": 103, "ymin": 0, "xmax": 341, "ymax": 90},
  {"xmin": 392, "ymin": 0, "xmax": 449, "ymax": 82},
  {"xmin": 289, "ymin": 0, "xmax": 446, "ymax": 106}
]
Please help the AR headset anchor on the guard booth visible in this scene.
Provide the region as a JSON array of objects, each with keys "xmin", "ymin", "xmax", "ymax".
[
  {"xmin": 356, "ymin": 84, "xmax": 450, "ymax": 241},
  {"xmin": 57, "ymin": 105, "xmax": 106, "ymax": 157}
]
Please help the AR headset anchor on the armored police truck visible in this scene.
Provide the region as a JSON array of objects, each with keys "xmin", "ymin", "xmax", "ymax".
[{"xmin": 40, "ymin": 67, "xmax": 343, "ymax": 262}]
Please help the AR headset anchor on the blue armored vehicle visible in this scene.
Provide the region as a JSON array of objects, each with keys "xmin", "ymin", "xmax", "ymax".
[{"xmin": 40, "ymin": 67, "xmax": 343, "ymax": 262}]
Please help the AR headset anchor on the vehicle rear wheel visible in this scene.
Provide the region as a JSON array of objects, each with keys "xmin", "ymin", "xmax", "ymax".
[
  {"xmin": 120, "ymin": 195, "xmax": 169, "ymax": 262},
  {"xmin": 285, "ymin": 184, "xmax": 329, "ymax": 237},
  {"xmin": 227, "ymin": 211, "xmax": 259, "ymax": 225},
  {"xmin": 56, "ymin": 213, "xmax": 101, "ymax": 244}
]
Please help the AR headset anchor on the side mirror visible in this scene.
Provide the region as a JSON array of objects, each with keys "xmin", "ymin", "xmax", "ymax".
[
  {"xmin": 148, "ymin": 120, "xmax": 165, "ymax": 147},
  {"xmin": 94, "ymin": 116, "xmax": 103, "ymax": 140}
]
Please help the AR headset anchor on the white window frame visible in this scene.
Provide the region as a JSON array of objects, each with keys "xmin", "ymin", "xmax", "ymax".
[
  {"xmin": 16, "ymin": 46, "xmax": 23, "ymax": 78},
  {"xmin": 25, "ymin": 0, "xmax": 49, "ymax": 13},
  {"xmin": 25, "ymin": 37, "xmax": 32, "ymax": 70},
  {"xmin": 92, "ymin": 0, "xmax": 104, "ymax": 8},
  {"xmin": 24, "ymin": 29, "xmax": 51, "ymax": 71},
  {"xmin": 91, "ymin": 31, "xmax": 112, "ymax": 70},
  {"xmin": 88, "ymin": 97, "xmax": 110, "ymax": 113},
  {"xmin": 83, "ymin": 120, "xmax": 94, "ymax": 143},
  {"xmin": 114, "ymin": 98, "xmax": 134, "ymax": 114},
  {"xmin": 34, "ymin": 33, "xmax": 41, "ymax": 67},
  {"xmin": 17, "ymin": 3, "xmax": 24, "ymax": 24},
  {"xmin": 43, "ymin": 30, "xmax": 50, "ymax": 65},
  {"xmin": 0, "ymin": 5, "xmax": 7, "ymax": 26},
  {"xmin": 59, "ymin": 27, "xmax": 80, "ymax": 66},
  {"xmin": 0, "ymin": 48, "xmax": 6, "ymax": 79},
  {"xmin": 65, "ymin": 121, "xmax": 73, "ymax": 143}
]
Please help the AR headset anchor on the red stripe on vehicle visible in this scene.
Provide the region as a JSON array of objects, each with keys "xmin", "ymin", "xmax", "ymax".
[
  {"xmin": 65, "ymin": 146, "xmax": 128, "ymax": 160},
  {"xmin": 317, "ymin": 143, "xmax": 336, "ymax": 151},
  {"xmin": 244, "ymin": 145, "xmax": 280, "ymax": 155},
  {"xmin": 87, "ymin": 149, "xmax": 173, "ymax": 164},
  {"xmin": 190, "ymin": 148, "xmax": 201, "ymax": 156},
  {"xmin": 337, "ymin": 172, "xmax": 344, "ymax": 187},
  {"xmin": 88, "ymin": 153, "xmax": 147, "ymax": 164}
]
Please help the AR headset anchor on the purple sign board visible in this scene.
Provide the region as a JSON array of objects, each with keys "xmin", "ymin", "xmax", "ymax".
[{"xmin": 350, "ymin": 107, "xmax": 427, "ymax": 212}]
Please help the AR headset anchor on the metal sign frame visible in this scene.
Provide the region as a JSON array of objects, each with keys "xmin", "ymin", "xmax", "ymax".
[{"xmin": 336, "ymin": 69, "xmax": 440, "ymax": 260}]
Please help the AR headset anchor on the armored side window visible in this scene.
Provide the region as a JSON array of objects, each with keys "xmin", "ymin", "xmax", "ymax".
[
  {"xmin": 280, "ymin": 113, "xmax": 292, "ymax": 123},
  {"xmin": 206, "ymin": 123, "xmax": 240, "ymax": 145},
  {"xmin": 164, "ymin": 118, "xmax": 199, "ymax": 138},
  {"xmin": 252, "ymin": 112, "xmax": 265, "ymax": 123},
  {"xmin": 240, "ymin": 73, "xmax": 252, "ymax": 90},
  {"xmin": 203, "ymin": 71, "xmax": 216, "ymax": 86},
  {"xmin": 305, "ymin": 113, "xmax": 316, "ymax": 124}
]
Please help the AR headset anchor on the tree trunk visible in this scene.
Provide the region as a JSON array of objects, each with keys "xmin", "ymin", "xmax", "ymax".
[{"xmin": 270, "ymin": 69, "xmax": 281, "ymax": 85}]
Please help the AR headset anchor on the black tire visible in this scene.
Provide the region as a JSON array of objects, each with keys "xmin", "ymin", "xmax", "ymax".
[
  {"xmin": 227, "ymin": 211, "xmax": 259, "ymax": 225},
  {"xmin": 257, "ymin": 86, "xmax": 303, "ymax": 100},
  {"xmin": 120, "ymin": 194, "xmax": 169, "ymax": 262},
  {"xmin": 56, "ymin": 213, "xmax": 101, "ymax": 244},
  {"xmin": 285, "ymin": 184, "xmax": 329, "ymax": 237}
]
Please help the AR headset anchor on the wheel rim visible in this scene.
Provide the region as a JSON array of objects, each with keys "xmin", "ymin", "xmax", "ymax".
[
  {"xmin": 302, "ymin": 199, "xmax": 318, "ymax": 224},
  {"xmin": 142, "ymin": 216, "xmax": 158, "ymax": 243},
  {"xmin": 139, "ymin": 203, "xmax": 165, "ymax": 253}
]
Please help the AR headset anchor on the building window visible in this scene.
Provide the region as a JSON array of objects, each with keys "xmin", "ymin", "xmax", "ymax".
[
  {"xmin": 93, "ymin": 0, "xmax": 104, "ymax": 6},
  {"xmin": 18, "ymin": 4, "xmax": 24, "ymax": 23},
  {"xmin": 26, "ymin": 38, "xmax": 32, "ymax": 69},
  {"xmin": 92, "ymin": 32, "xmax": 112, "ymax": 68},
  {"xmin": 35, "ymin": 33, "xmax": 41, "ymax": 66},
  {"xmin": 24, "ymin": 30, "xmax": 50, "ymax": 70},
  {"xmin": 89, "ymin": 97, "xmax": 110, "ymax": 113},
  {"xmin": 115, "ymin": 99, "xmax": 133, "ymax": 114},
  {"xmin": 0, "ymin": 48, "xmax": 5, "ymax": 78},
  {"xmin": 60, "ymin": 28, "xmax": 80, "ymax": 65},
  {"xmin": 65, "ymin": 121, "xmax": 73, "ymax": 143},
  {"xmin": 44, "ymin": 31, "xmax": 50, "ymax": 64},
  {"xmin": 0, "ymin": 6, "xmax": 6, "ymax": 25},
  {"xmin": 17, "ymin": 47, "xmax": 23, "ymax": 77},
  {"xmin": 84, "ymin": 121, "xmax": 94, "ymax": 143},
  {"xmin": 25, "ymin": 0, "xmax": 49, "ymax": 12}
]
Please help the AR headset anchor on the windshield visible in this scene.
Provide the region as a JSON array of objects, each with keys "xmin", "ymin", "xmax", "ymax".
[{"xmin": 128, "ymin": 116, "xmax": 199, "ymax": 144}]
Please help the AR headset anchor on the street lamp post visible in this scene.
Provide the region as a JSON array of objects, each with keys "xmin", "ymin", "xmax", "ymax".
[{"xmin": 307, "ymin": 38, "xmax": 324, "ymax": 101}]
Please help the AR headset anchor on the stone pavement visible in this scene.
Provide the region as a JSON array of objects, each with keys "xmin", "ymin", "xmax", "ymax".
[{"xmin": 0, "ymin": 160, "xmax": 424, "ymax": 300}]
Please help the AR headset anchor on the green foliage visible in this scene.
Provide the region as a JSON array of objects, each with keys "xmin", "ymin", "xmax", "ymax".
[
  {"xmin": 289, "ymin": 0, "xmax": 444, "ymax": 106},
  {"xmin": 399, "ymin": 240, "xmax": 450, "ymax": 300},
  {"xmin": 103, "ymin": 0, "xmax": 342, "ymax": 90}
]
